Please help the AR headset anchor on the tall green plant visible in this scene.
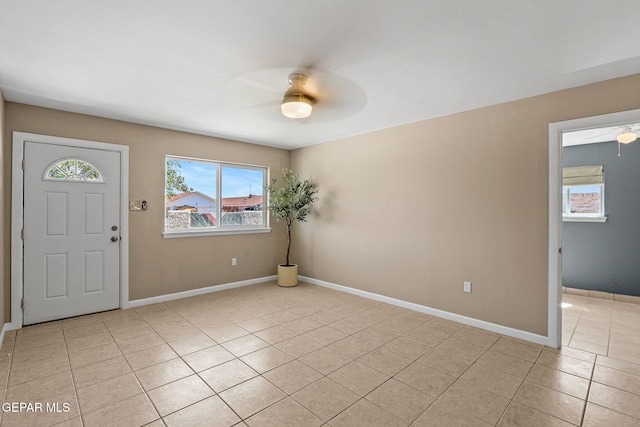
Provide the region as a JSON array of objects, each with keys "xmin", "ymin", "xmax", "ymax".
[{"xmin": 266, "ymin": 169, "xmax": 318, "ymax": 266}]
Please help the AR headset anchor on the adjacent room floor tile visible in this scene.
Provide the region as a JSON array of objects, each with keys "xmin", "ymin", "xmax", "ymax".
[
  {"xmin": 497, "ymin": 402, "xmax": 575, "ymax": 427},
  {"xmin": 588, "ymin": 382, "xmax": 640, "ymax": 419},
  {"xmin": 513, "ymin": 380, "xmax": 585, "ymax": 425},
  {"xmin": 582, "ymin": 402, "xmax": 640, "ymax": 427}
]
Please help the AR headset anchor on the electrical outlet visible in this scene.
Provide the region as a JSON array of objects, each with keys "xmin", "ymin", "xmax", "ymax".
[
  {"xmin": 464, "ymin": 281, "xmax": 472, "ymax": 293},
  {"xmin": 232, "ymin": 258, "xmax": 237, "ymax": 266}
]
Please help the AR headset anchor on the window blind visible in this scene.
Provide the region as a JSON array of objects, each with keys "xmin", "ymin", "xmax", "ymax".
[{"xmin": 563, "ymin": 165, "xmax": 604, "ymax": 186}]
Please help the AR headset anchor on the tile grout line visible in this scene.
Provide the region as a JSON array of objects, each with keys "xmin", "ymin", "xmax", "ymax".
[
  {"xmin": 14, "ymin": 285, "xmax": 639, "ymax": 426},
  {"xmin": 60, "ymin": 324, "xmax": 85, "ymax": 427}
]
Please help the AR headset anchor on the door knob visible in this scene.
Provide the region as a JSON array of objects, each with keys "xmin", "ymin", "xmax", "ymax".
[
  {"xmin": 111, "ymin": 236, "xmax": 119, "ymax": 242},
  {"xmin": 112, "ymin": 225, "xmax": 118, "ymax": 231}
]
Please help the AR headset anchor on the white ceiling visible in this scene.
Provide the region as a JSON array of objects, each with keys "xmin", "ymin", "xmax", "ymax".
[
  {"xmin": 2, "ymin": 1, "xmax": 640, "ymax": 150},
  {"xmin": 563, "ymin": 123, "xmax": 640, "ymax": 147}
]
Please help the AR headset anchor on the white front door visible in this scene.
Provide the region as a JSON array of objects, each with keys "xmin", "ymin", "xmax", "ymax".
[{"xmin": 23, "ymin": 142, "xmax": 121, "ymax": 325}]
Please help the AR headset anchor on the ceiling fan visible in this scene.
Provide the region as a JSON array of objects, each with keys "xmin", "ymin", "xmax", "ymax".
[
  {"xmin": 226, "ymin": 66, "xmax": 367, "ymax": 123},
  {"xmin": 616, "ymin": 124, "xmax": 639, "ymax": 144},
  {"xmin": 280, "ymin": 73, "xmax": 315, "ymax": 119}
]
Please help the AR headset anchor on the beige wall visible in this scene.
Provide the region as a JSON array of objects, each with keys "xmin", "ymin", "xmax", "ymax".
[
  {"xmin": 3, "ymin": 103, "xmax": 290, "ymax": 321},
  {"xmin": 0, "ymin": 89, "xmax": 5, "ymax": 325},
  {"xmin": 3, "ymin": 74, "xmax": 640, "ymax": 334},
  {"xmin": 291, "ymin": 74, "xmax": 640, "ymax": 336}
]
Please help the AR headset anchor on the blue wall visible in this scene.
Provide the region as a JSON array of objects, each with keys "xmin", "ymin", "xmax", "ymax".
[{"xmin": 563, "ymin": 140, "xmax": 640, "ymax": 296}]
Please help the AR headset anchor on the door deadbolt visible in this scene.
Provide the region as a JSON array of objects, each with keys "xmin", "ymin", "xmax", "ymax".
[
  {"xmin": 111, "ymin": 236, "xmax": 119, "ymax": 242},
  {"xmin": 112, "ymin": 225, "xmax": 118, "ymax": 231}
]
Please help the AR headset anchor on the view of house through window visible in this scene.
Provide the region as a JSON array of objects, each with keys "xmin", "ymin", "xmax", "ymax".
[
  {"xmin": 562, "ymin": 165, "xmax": 605, "ymax": 220},
  {"xmin": 165, "ymin": 156, "xmax": 267, "ymax": 233},
  {"xmin": 562, "ymin": 184, "xmax": 604, "ymax": 217}
]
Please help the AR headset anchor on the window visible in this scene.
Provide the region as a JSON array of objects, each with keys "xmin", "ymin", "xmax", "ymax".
[
  {"xmin": 44, "ymin": 158, "xmax": 104, "ymax": 182},
  {"xmin": 164, "ymin": 156, "xmax": 269, "ymax": 237},
  {"xmin": 562, "ymin": 165, "xmax": 606, "ymax": 222}
]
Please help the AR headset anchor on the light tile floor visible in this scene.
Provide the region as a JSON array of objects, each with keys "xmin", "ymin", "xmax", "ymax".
[{"xmin": 0, "ymin": 282, "xmax": 638, "ymax": 426}]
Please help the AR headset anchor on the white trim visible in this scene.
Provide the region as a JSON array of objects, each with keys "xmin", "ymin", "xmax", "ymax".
[
  {"xmin": 162, "ymin": 228, "xmax": 271, "ymax": 239},
  {"xmin": 300, "ymin": 276, "xmax": 548, "ymax": 346},
  {"xmin": 128, "ymin": 275, "xmax": 277, "ymax": 308},
  {"xmin": 11, "ymin": 132, "xmax": 130, "ymax": 328},
  {"xmin": 548, "ymin": 108, "xmax": 640, "ymax": 349},
  {"xmin": 562, "ymin": 216, "xmax": 607, "ymax": 223},
  {"xmin": 0, "ymin": 322, "xmax": 19, "ymax": 348},
  {"xmin": 165, "ymin": 155, "xmax": 269, "ymax": 237}
]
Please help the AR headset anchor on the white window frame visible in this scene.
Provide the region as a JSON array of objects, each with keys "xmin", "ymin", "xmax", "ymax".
[
  {"xmin": 163, "ymin": 155, "xmax": 270, "ymax": 238},
  {"xmin": 562, "ymin": 183, "xmax": 607, "ymax": 223}
]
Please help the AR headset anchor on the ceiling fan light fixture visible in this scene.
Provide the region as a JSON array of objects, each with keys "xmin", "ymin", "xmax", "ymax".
[
  {"xmin": 281, "ymin": 73, "xmax": 314, "ymax": 119},
  {"xmin": 617, "ymin": 128, "xmax": 638, "ymax": 144},
  {"xmin": 281, "ymin": 93, "xmax": 313, "ymax": 119}
]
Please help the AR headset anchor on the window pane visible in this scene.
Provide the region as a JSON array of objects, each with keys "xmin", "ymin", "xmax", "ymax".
[
  {"xmin": 44, "ymin": 158, "xmax": 104, "ymax": 182},
  {"xmin": 220, "ymin": 166, "xmax": 264, "ymax": 228},
  {"xmin": 564, "ymin": 184, "xmax": 602, "ymax": 215},
  {"xmin": 165, "ymin": 158, "xmax": 217, "ymax": 231}
]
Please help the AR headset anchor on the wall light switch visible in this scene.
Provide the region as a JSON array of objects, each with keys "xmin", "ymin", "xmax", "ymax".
[
  {"xmin": 129, "ymin": 200, "xmax": 142, "ymax": 211},
  {"xmin": 464, "ymin": 281, "xmax": 472, "ymax": 293},
  {"xmin": 232, "ymin": 258, "xmax": 237, "ymax": 266}
]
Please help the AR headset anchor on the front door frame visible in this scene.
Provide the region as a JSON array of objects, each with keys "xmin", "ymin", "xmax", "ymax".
[
  {"xmin": 11, "ymin": 132, "xmax": 129, "ymax": 328},
  {"xmin": 548, "ymin": 108, "xmax": 640, "ymax": 348}
]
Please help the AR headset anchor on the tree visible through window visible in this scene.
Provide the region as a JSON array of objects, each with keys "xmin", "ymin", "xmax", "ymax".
[
  {"xmin": 164, "ymin": 156, "xmax": 268, "ymax": 234},
  {"xmin": 44, "ymin": 158, "xmax": 104, "ymax": 182}
]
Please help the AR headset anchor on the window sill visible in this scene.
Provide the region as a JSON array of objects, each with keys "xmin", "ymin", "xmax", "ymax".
[
  {"xmin": 163, "ymin": 228, "xmax": 271, "ymax": 238},
  {"xmin": 563, "ymin": 216, "xmax": 607, "ymax": 223}
]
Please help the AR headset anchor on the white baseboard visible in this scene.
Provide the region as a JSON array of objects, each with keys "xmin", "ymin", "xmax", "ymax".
[
  {"xmin": 127, "ymin": 275, "xmax": 278, "ymax": 308},
  {"xmin": 4, "ymin": 274, "xmax": 548, "ymax": 347},
  {"xmin": 0, "ymin": 322, "xmax": 20, "ymax": 348},
  {"xmin": 300, "ymin": 276, "xmax": 548, "ymax": 346}
]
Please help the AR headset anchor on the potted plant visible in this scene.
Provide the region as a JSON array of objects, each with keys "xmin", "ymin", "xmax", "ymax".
[{"xmin": 266, "ymin": 169, "xmax": 318, "ymax": 287}]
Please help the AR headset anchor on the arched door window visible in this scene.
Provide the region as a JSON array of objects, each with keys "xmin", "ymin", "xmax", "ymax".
[{"xmin": 43, "ymin": 158, "xmax": 104, "ymax": 182}]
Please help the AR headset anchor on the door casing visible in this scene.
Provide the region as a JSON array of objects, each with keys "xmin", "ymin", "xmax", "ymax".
[{"xmin": 11, "ymin": 132, "xmax": 129, "ymax": 328}]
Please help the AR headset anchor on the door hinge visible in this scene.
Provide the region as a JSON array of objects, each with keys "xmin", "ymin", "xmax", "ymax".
[
  {"xmin": 21, "ymin": 229, "xmax": 24, "ymax": 240},
  {"xmin": 559, "ymin": 247, "xmax": 562, "ymax": 255},
  {"xmin": 21, "ymin": 298, "xmax": 24, "ymax": 309},
  {"xmin": 22, "ymin": 159, "xmax": 24, "ymax": 170}
]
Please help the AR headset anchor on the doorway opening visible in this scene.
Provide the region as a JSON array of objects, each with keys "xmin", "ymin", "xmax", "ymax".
[{"xmin": 548, "ymin": 109, "xmax": 640, "ymax": 348}]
